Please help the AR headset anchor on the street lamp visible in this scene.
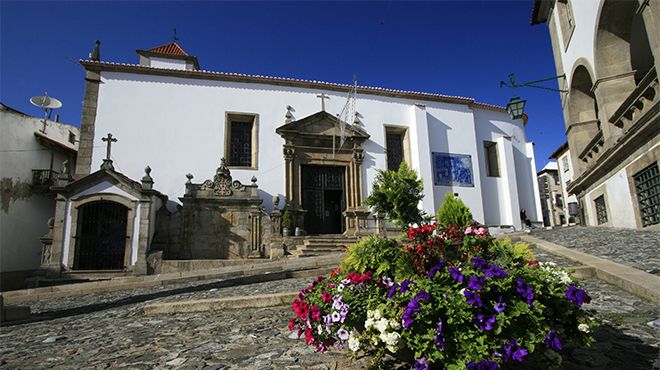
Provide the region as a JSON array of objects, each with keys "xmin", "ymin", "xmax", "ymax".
[
  {"xmin": 506, "ymin": 96, "xmax": 526, "ymax": 120},
  {"xmin": 500, "ymin": 73, "xmax": 566, "ymax": 120}
]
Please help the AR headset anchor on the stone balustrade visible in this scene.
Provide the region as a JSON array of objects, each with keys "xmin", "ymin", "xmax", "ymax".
[{"xmin": 609, "ymin": 67, "xmax": 658, "ymax": 134}]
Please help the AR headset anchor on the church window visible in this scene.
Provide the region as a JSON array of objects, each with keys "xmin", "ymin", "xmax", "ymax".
[
  {"xmin": 556, "ymin": 0, "xmax": 575, "ymax": 50},
  {"xmin": 224, "ymin": 113, "xmax": 258, "ymax": 168},
  {"xmin": 384, "ymin": 126, "xmax": 409, "ymax": 171},
  {"xmin": 633, "ymin": 163, "xmax": 660, "ymax": 227},
  {"xmin": 594, "ymin": 195, "xmax": 608, "ymax": 225},
  {"xmin": 484, "ymin": 141, "xmax": 500, "ymax": 177}
]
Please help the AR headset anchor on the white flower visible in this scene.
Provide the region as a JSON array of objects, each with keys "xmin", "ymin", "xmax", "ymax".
[
  {"xmin": 317, "ymin": 324, "xmax": 323, "ymax": 335},
  {"xmin": 459, "ymin": 288, "xmax": 466, "ymax": 295},
  {"xmin": 331, "ymin": 311, "xmax": 341, "ymax": 322},
  {"xmin": 348, "ymin": 336, "xmax": 361, "ymax": 352},
  {"xmin": 386, "ymin": 345, "xmax": 397, "ymax": 353},
  {"xmin": 379, "ymin": 331, "xmax": 400, "ymax": 346},
  {"xmin": 372, "ymin": 309, "xmax": 382, "ymax": 320},
  {"xmin": 389, "ymin": 320, "xmax": 400, "ymax": 330},
  {"xmin": 337, "ymin": 284, "xmax": 345, "ymax": 292},
  {"xmin": 578, "ymin": 323, "xmax": 590, "ymax": 333},
  {"xmin": 364, "ymin": 318, "xmax": 374, "ymax": 329},
  {"xmin": 374, "ymin": 318, "xmax": 389, "ymax": 333}
]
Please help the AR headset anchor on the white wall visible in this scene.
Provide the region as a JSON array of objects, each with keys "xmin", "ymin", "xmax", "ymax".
[
  {"xmin": 91, "ymin": 69, "xmax": 538, "ymax": 227},
  {"xmin": 0, "ymin": 107, "xmax": 78, "ymax": 273}
]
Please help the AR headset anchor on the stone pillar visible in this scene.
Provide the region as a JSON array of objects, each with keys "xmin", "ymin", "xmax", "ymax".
[
  {"xmin": 346, "ymin": 147, "xmax": 370, "ymax": 236},
  {"xmin": 74, "ymin": 70, "xmax": 101, "ymax": 179},
  {"xmin": 248, "ymin": 208, "xmax": 263, "ymax": 258},
  {"xmin": 38, "ymin": 218, "xmax": 54, "ymax": 274},
  {"xmin": 47, "ymin": 194, "xmax": 68, "ymax": 276},
  {"xmin": 283, "ymin": 145, "xmax": 295, "ymax": 207},
  {"xmin": 134, "ymin": 200, "xmax": 152, "ymax": 275}
]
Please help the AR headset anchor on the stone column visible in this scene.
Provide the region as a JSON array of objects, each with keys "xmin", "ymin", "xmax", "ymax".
[
  {"xmin": 74, "ymin": 70, "xmax": 101, "ymax": 179},
  {"xmin": 283, "ymin": 145, "xmax": 295, "ymax": 207},
  {"xmin": 348, "ymin": 147, "xmax": 370, "ymax": 236},
  {"xmin": 47, "ymin": 194, "xmax": 68, "ymax": 276},
  {"xmin": 133, "ymin": 200, "xmax": 151, "ymax": 275}
]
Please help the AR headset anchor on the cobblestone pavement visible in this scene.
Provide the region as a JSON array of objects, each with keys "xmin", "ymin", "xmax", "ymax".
[
  {"xmin": 1, "ymin": 254, "xmax": 659, "ymax": 369},
  {"xmin": 530, "ymin": 226, "xmax": 660, "ymax": 275}
]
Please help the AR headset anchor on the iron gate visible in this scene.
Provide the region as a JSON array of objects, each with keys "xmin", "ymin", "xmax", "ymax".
[
  {"xmin": 301, "ymin": 165, "xmax": 346, "ymax": 234},
  {"xmin": 74, "ymin": 201, "xmax": 128, "ymax": 270}
]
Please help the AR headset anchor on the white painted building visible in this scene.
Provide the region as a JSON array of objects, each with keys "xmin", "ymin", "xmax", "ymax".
[
  {"xmin": 550, "ymin": 141, "xmax": 579, "ymax": 225},
  {"xmin": 532, "ymin": 0, "xmax": 659, "ymax": 229},
  {"xmin": 74, "ymin": 42, "xmax": 542, "ymax": 235},
  {"xmin": 0, "ymin": 103, "xmax": 78, "ymax": 289}
]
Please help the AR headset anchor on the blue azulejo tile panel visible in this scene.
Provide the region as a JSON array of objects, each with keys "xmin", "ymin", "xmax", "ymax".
[{"xmin": 432, "ymin": 152, "xmax": 474, "ymax": 187}]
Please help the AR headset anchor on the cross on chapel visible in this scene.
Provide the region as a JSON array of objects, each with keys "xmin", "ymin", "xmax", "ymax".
[
  {"xmin": 102, "ymin": 133, "xmax": 117, "ymax": 160},
  {"xmin": 316, "ymin": 93, "xmax": 330, "ymax": 111}
]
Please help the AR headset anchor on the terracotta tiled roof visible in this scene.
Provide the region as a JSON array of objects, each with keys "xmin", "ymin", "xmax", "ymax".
[
  {"xmin": 80, "ymin": 60, "xmax": 516, "ymax": 116},
  {"xmin": 148, "ymin": 42, "xmax": 189, "ymax": 56}
]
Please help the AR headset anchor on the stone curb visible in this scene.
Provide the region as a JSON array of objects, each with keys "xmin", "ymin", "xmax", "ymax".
[
  {"xmin": 1, "ymin": 254, "xmax": 344, "ymax": 305},
  {"xmin": 143, "ymin": 292, "xmax": 299, "ymax": 315},
  {"xmin": 520, "ymin": 235, "xmax": 660, "ymax": 305}
]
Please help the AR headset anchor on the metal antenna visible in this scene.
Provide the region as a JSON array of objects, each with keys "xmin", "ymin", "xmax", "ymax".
[{"xmin": 173, "ymin": 28, "xmax": 179, "ymax": 43}]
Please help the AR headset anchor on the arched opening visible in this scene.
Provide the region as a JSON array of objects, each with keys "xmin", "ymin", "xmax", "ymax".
[
  {"xmin": 74, "ymin": 200, "xmax": 129, "ymax": 270},
  {"xmin": 595, "ymin": 0, "xmax": 637, "ymax": 78},
  {"xmin": 569, "ymin": 66, "xmax": 599, "ymax": 126},
  {"xmin": 630, "ymin": 14, "xmax": 654, "ymax": 83}
]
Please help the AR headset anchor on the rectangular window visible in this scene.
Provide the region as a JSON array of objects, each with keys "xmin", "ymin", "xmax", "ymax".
[
  {"xmin": 562, "ymin": 156, "xmax": 569, "ymax": 172},
  {"xmin": 484, "ymin": 141, "xmax": 500, "ymax": 177},
  {"xmin": 633, "ymin": 163, "xmax": 660, "ymax": 227},
  {"xmin": 68, "ymin": 131, "xmax": 76, "ymax": 144},
  {"xmin": 225, "ymin": 113, "xmax": 258, "ymax": 168},
  {"xmin": 384, "ymin": 126, "xmax": 409, "ymax": 171},
  {"xmin": 556, "ymin": 194, "xmax": 563, "ymax": 208},
  {"xmin": 594, "ymin": 195, "xmax": 608, "ymax": 225}
]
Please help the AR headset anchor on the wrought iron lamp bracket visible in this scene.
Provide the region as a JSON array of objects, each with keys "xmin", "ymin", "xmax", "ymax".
[{"xmin": 500, "ymin": 73, "xmax": 568, "ymax": 93}]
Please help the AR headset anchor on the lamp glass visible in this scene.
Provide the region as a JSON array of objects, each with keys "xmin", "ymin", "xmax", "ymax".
[{"xmin": 506, "ymin": 96, "xmax": 526, "ymax": 120}]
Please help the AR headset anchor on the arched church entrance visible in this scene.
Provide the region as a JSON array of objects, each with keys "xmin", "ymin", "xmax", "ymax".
[{"xmin": 74, "ymin": 200, "xmax": 128, "ymax": 270}]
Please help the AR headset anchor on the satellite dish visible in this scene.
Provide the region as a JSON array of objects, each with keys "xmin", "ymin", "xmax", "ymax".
[
  {"xmin": 30, "ymin": 95, "xmax": 62, "ymax": 109},
  {"xmin": 29, "ymin": 92, "xmax": 63, "ymax": 133}
]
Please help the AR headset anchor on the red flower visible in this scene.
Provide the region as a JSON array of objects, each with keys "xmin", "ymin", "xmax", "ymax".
[
  {"xmin": 288, "ymin": 318, "xmax": 297, "ymax": 331},
  {"xmin": 305, "ymin": 327, "xmax": 315, "ymax": 344},
  {"xmin": 527, "ymin": 261, "xmax": 540, "ymax": 267},
  {"xmin": 311, "ymin": 305, "xmax": 321, "ymax": 321},
  {"xmin": 321, "ymin": 290, "xmax": 332, "ymax": 303}
]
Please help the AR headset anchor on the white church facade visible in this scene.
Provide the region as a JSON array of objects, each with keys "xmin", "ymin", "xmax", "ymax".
[{"xmin": 42, "ymin": 41, "xmax": 542, "ymax": 274}]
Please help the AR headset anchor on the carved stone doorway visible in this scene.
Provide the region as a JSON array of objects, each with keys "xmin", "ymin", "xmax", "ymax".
[
  {"xmin": 276, "ymin": 110, "xmax": 371, "ymax": 236},
  {"xmin": 301, "ymin": 165, "xmax": 346, "ymax": 234}
]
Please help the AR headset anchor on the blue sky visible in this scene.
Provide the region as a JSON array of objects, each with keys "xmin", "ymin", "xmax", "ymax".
[{"xmin": 1, "ymin": 1, "xmax": 564, "ymax": 170}]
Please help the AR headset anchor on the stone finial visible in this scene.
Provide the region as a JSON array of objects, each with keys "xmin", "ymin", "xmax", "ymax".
[
  {"xmin": 353, "ymin": 111, "xmax": 360, "ymax": 125},
  {"xmin": 90, "ymin": 40, "xmax": 101, "ymax": 61},
  {"xmin": 141, "ymin": 165, "xmax": 154, "ymax": 190},
  {"xmin": 285, "ymin": 105, "xmax": 294, "ymax": 123},
  {"xmin": 251, "ymin": 176, "xmax": 257, "ymax": 185},
  {"xmin": 272, "ymin": 195, "xmax": 280, "ymax": 208},
  {"xmin": 100, "ymin": 159, "xmax": 114, "ymax": 171},
  {"xmin": 186, "ymin": 173, "xmax": 194, "ymax": 184}
]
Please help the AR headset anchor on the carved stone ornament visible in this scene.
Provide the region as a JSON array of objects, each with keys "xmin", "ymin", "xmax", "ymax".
[{"xmin": 201, "ymin": 158, "xmax": 235, "ymax": 196}]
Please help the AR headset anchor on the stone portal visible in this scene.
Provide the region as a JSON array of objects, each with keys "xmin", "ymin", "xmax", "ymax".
[{"xmin": 301, "ymin": 165, "xmax": 345, "ymax": 234}]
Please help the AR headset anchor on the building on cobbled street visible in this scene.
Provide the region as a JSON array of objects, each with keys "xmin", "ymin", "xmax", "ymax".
[
  {"xmin": 537, "ymin": 161, "xmax": 566, "ymax": 227},
  {"xmin": 0, "ymin": 103, "xmax": 79, "ymax": 290},
  {"xmin": 532, "ymin": 0, "xmax": 660, "ymax": 230},
  {"xmin": 549, "ymin": 141, "xmax": 580, "ymax": 226},
  {"xmin": 34, "ymin": 39, "xmax": 546, "ymax": 278}
]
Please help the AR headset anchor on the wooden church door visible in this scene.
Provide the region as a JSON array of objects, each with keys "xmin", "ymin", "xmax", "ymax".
[{"xmin": 301, "ymin": 165, "xmax": 346, "ymax": 234}]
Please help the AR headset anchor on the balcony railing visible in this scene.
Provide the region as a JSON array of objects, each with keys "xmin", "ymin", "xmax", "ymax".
[
  {"xmin": 32, "ymin": 169, "xmax": 58, "ymax": 187},
  {"xmin": 610, "ymin": 67, "xmax": 658, "ymax": 133}
]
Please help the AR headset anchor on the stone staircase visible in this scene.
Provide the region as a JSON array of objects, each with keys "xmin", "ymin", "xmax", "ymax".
[{"xmin": 290, "ymin": 234, "xmax": 359, "ymax": 257}]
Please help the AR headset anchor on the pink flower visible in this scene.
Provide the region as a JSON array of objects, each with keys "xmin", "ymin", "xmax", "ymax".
[
  {"xmin": 465, "ymin": 226, "xmax": 473, "ymax": 235},
  {"xmin": 475, "ymin": 227, "xmax": 486, "ymax": 236}
]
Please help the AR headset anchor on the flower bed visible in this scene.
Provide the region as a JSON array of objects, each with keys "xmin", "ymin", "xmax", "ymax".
[{"xmin": 289, "ymin": 223, "xmax": 596, "ymax": 369}]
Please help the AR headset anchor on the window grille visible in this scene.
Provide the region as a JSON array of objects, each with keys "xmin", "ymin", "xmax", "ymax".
[
  {"xmin": 633, "ymin": 163, "xmax": 660, "ymax": 227},
  {"xmin": 386, "ymin": 132, "xmax": 404, "ymax": 171},
  {"xmin": 229, "ymin": 121, "xmax": 253, "ymax": 167},
  {"xmin": 594, "ymin": 195, "xmax": 607, "ymax": 225}
]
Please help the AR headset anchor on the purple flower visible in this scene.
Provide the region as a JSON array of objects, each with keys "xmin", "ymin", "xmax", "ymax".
[
  {"xmin": 400, "ymin": 279, "xmax": 415, "ymax": 292},
  {"xmin": 474, "ymin": 314, "xmax": 496, "ymax": 331},
  {"xmin": 427, "ymin": 261, "xmax": 446, "ymax": 278},
  {"xmin": 416, "ymin": 289, "xmax": 430, "ymax": 301},
  {"xmin": 337, "ymin": 328, "xmax": 349, "ymax": 341},
  {"xmin": 386, "ymin": 283, "xmax": 399, "ymax": 298},
  {"xmin": 414, "ymin": 357, "xmax": 430, "ymax": 370},
  {"xmin": 434, "ymin": 319, "xmax": 445, "ymax": 349},
  {"xmin": 402, "ymin": 290, "xmax": 431, "ymax": 329},
  {"xmin": 471, "ymin": 256, "xmax": 489, "ymax": 270},
  {"xmin": 493, "ymin": 298, "xmax": 506, "ymax": 313},
  {"xmin": 467, "ymin": 360, "xmax": 499, "ymax": 370},
  {"xmin": 545, "ymin": 328, "xmax": 562, "ymax": 351},
  {"xmin": 565, "ymin": 285, "xmax": 591, "ymax": 307},
  {"xmin": 449, "ymin": 267, "xmax": 464, "ymax": 282},
  {"xmin": 467, "ymin": 276, "xmax": 487, "ymax": 291},
  {"xmin": 464, "ymin": 290, "xmax": 483, "ymax": 307},
  {"xmin": 516, "ymin": 278, "xmax": 534, "ymax": 308},
  {"xmin": 484, "ymin": 264, "xmax": 508, "ymax": 279},
  {"xmin": 502, "ymin": 339, "xmax": 528, "ymax": 363}
]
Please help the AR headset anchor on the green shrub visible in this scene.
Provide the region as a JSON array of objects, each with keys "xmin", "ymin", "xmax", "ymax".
[
  {"xmin": 436, "ymin": 193, "xmax": 473, "ymax": 227},
  {"xmin": 282, "ymin": 210, "xmax": 295, "ymax": 229},
  {"xmin": 341, "ymin": 236, "xmax": 413, "ymax": 282},
  {"xmin": 365, "ymin": 162, "xmax": 425, "ymax": 229}
]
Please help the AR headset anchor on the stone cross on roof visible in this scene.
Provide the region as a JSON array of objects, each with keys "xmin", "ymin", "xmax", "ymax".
[
  {"xmin": 316, "ymin": 93, "xmax": 330, "ymax": 111},
  {"xmin": 101, "ymin": 133, "xmax": 117, "ymax": 160}
]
